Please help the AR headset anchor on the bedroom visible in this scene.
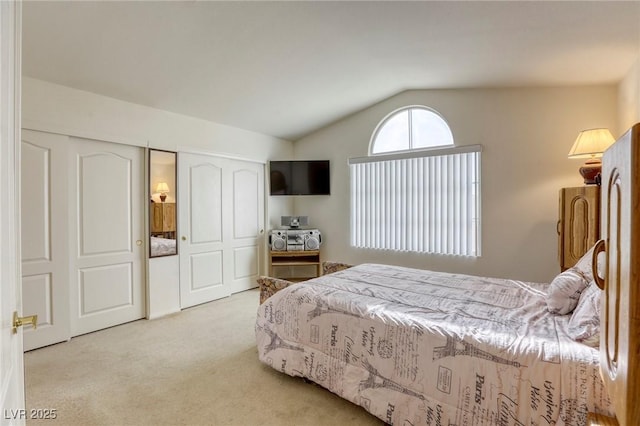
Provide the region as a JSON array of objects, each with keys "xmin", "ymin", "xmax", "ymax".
[{"xmin": 2, "ymin": 0, "xmax": 640, "ymax": 424}]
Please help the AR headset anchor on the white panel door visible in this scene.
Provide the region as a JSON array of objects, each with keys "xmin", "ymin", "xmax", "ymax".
[
  {"xmin": 69, "ymin": 138, "xmax": 145, "ymax": 336},
  {"xmin": 178, "ymin": 153, "xmax": 229, "ymax": 308},
  {"xmin": 1, "ymin": 0, "xmax": 25, "ymax": 418},
  {"xmin": 228, "ymin": 161, "xmax": 264, "ymax": 294},
  {"xmin": 21, "ymin": 130, "xmax": 70, "ymax": 350},
  {"xmin": 178, "ymin": 154, "xmax": 264, "ymax": 308}
]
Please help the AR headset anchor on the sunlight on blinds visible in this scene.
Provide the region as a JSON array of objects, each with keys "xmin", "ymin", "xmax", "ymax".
[{"xmin": 349, "ymin": 147, "xmax": 481, "ymax": 256}]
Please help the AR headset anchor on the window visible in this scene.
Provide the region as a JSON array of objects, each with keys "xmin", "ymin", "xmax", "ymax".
[
  {"xmin": 350, "ymin": 106, "xmax": 481, "ymax": 257},
  {"xmin": 371, "ymin": 106, "xmax": 454, "ymax": 154}
]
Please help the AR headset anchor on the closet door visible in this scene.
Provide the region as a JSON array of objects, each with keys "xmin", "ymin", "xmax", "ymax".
[
  {"xmin": 227, "ymin": 159, "xmax": 264, "ymax": 294},
  {"xmin": 69, "ymin": 137, "xmax": 145, "ymax": 336},
  {"xmin": 21, "ymin": 130, "xmax": 71, "ymax": 350},
  {"xmin": 178, "ymin": 153, "xmax": 264, "ymax": 308}
]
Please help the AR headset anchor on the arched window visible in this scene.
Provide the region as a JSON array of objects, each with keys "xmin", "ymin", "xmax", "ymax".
[
  {"xmin": 349, "ymin": 106, "xmax": 481, "ymax": 257},
  {"xmin": 370, "ymin": 106, "xmax": 454, "ymax": 154}
]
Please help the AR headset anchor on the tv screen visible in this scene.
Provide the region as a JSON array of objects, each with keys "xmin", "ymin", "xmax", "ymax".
[{"xmin": 269, "ymin": 160, "xmax": 330, "ymax": 196}]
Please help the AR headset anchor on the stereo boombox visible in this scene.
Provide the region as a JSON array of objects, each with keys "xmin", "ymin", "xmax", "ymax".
[{"xmin": 270, "ymin": 229, "xmax": 322, "ymax": 251}]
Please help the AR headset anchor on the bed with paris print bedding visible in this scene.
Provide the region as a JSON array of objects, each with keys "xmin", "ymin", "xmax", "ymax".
[{"xmin": 255, "ymin": 261, "xmax": 611, "ymax": 425}]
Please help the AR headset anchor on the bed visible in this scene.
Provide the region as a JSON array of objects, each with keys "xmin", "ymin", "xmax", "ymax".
[
  {"xmin": 255, "ymin": 123, "xmax": 640, "ymax": 426},
  {"xmin": 150, "ymin": 236, "xmax": 177, "ymax": 257}
]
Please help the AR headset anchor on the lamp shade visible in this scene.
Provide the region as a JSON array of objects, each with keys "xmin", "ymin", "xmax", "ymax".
[
  {"xmin": 155, "ymin": 182, "xmax": 170, "ymax": 193},
  {"xmin": 568, "ymin": 128, "xmax": 615, "ymax": 159}
]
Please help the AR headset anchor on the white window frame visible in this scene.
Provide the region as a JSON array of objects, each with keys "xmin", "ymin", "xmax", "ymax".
[
  {"xmin": 350, "ymin": 106, "xmax": 481, "ymax": 257},
  {"xmin": 370, "ymin": 105, "xmax": 454, "ymax": 155}
]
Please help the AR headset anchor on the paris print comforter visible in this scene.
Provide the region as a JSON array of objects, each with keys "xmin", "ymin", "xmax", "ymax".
[{"xmin": 255, "ymin": 263, "xmax": 612, "ymax": 425}]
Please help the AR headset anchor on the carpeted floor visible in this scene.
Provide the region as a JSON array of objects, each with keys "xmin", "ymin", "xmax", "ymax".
[{"xmin": 25, "ymin": 289, "xmax": 383, "ymax": 425}]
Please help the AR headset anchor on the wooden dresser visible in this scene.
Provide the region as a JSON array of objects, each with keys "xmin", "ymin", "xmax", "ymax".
[
  {"xmin": 557, "ymin": 186, "xmax": 600, "ymax": 271},
  {"xmin": 150, "ymin": 202, "xmax": 176, "ymax": 238}
]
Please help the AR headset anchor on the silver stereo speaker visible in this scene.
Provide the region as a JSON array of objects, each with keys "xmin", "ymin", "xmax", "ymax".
[
  {"xmin": 269, "ymin": 230, "xmax": 287, "ymax": 251},
  {"xmin": 270, "ymin": 229, "xmax": 322, "ymax": 251},
  {"xmin": 304, "ymin": 230, "xmax": 321, "ymax": 251}
]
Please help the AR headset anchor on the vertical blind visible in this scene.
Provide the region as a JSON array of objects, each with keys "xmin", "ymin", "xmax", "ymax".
[{"xmin": 349, "ymin": 145, "xmax": 481, "ymax": 257}]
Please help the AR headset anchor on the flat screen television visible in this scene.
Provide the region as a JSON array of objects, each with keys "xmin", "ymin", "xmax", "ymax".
[{"xmin": 269, "ymin": 160, "xmax": 330, "ymax": 196}]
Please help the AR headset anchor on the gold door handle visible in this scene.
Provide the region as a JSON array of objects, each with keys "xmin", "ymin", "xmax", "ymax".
[
  {"xmin": 12, "ymin": 311, "xmax": 37, "ymax": 334},
  {"xmin": 181, "ymin": 236, "xmax": 187, "ymax": 241}
]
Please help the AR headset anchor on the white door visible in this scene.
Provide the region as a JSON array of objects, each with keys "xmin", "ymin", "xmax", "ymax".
[
  {"xmin": 69, "ymin": 137, "xmax": 145, "ymax": 336},
  {"xmin": 178, "ymin": 153, "xmax": 264, "ymax": 308},
  {"xmin": 1, "ymin": 0, "xmax": 25, "ymax": 419},
  {"xmin": 21, "ymin": 130, "xmax": 70, "ymax": 351},
  {"xmin": 228, "ymin": 161, "xmax": 264, "ymax": 294}
]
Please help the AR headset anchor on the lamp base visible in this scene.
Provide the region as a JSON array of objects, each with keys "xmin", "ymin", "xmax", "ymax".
[
  {"xmin": 579, "ymin": 159, "xmax": 602, "ymax": 185},
  {"xmin": 160, "ymin": 194, "xmax": 167, "ymax": 202}
]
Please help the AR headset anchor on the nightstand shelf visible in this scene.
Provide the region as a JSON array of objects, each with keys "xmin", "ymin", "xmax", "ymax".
[{"xmin": 269, "ymin": 250, "xmax": 321, "ymax": 280}]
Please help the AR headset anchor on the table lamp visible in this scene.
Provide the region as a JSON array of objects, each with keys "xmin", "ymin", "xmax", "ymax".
[
  {"xmin": 156, "ymin": 182, "xmax": 170, "ymax": 202},
  {"xmin": 568, "ymin": 128, "xmax": 615, "ymax": 184}
]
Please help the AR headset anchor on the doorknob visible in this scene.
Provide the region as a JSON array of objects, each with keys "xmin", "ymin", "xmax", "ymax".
[
  {"xmin": 136, "ymin": 240, "xmax": 143, "ymax": 246},
  {"xmin": 181, "ymin": 236, "xmax": 187, "ymax": 241},
  {"xmin": 12, "ymin": 311, "xmax": 38, "ymax": 334}
]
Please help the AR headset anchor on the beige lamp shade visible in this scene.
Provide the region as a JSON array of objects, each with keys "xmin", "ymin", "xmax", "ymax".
[
  {"xmin": 156, "ymin": 182, "xmax": 170, "ymax": 201},
  {"xmin": 568, "ymin": 128, "xmax": 615, "ymax": 159},
  {"xmin": 155, "ymin": 182, "xmax": 170, "ymax": 193},
  {"xmin": 568, "ymin": 128, "xmax": 615, "ymax": 184}
]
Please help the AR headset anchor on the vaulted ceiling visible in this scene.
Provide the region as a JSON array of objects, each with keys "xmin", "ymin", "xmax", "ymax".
[{"xmin": 22, "ymin": 1, "xmax": 640, "ymax": 141}]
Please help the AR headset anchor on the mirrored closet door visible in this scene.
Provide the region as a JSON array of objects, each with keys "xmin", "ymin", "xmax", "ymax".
[{"xmin": 149, "ymin": 149, "xmax": 177, "ymax": 258}]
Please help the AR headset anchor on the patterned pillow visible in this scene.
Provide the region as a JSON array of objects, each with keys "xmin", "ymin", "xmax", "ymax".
[
  {"xmin": 568, "ymin": 281, "xmax": 602, "ymax": 347},
  {"xmin": 546, "ymin": 268, "xmax": 590, "ymax": 315}
]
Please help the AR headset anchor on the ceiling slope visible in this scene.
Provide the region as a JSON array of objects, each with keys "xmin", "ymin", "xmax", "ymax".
[{"xmin": 22, "ymin": 1, "xmax": 640, "ymax": 141}]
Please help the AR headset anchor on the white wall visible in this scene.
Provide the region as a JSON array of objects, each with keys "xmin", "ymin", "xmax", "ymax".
[
  {"xmin": 22, "ymin": 77, "xmax": 295, "ymax": 226},
  {"xmin": 618, "ymin": 57, "xmax": 640, "ymax": 131},
  {"xmin": 22, "ymin": 77, "xmax": 294, "ymax": 318},
  {"xmin": 22, "ymin": 78, "xmax": 289, "ymax": 154},
  {"xmin": 293, "ymin": 86, "xmax": 618, "ymax": 283}
]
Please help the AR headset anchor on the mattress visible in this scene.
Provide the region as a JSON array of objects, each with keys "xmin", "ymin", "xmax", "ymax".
[{"xmin": 255, "ymin": 263, "xmax": 612, "ymax": 425}]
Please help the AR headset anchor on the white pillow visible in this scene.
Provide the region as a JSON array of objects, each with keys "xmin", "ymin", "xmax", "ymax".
[
  {"xmin": 546, "ymin": 268, "xmax": 589, "ymax": 315},
  {"xmin": 568, "ymin": 281, "xmax": 601, "ymax": 347},
  {"xmin": 573, "ymin": 245, "xmax": 595, "ymax": 283}
]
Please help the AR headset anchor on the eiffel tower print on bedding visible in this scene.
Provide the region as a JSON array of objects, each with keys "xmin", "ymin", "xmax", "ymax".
[{"xmin": 255, "ymin": 262, "xmax": 611, "ymax": 425}]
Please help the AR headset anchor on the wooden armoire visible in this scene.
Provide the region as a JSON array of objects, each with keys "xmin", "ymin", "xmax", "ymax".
[{"xmin": 557, "ymin": 185, "xmax": 600, "ymax": 271}]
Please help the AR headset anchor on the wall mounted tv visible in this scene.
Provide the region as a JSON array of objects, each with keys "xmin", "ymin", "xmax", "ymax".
[{"xmin": 269, "ymin": 160, "xmax": 330, "ymax": 196}]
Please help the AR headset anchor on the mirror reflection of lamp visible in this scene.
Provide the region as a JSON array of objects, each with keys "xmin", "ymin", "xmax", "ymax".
[
  {"xmin": 156, "ymin": 182, "xmax": 170, "ymax": 202},
  {"xmin": 568, "ymin": 128, "xmax": 615, "ymax": 185}
]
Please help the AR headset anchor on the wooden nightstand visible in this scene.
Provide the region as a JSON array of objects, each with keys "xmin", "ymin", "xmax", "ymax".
[
  {"xmin": 269, "ymin": 250, "xmax": 321, "ymax": 281},
  {"xmin": 150, "ymin": 202, "xmax": 176, "ymax": 239}
]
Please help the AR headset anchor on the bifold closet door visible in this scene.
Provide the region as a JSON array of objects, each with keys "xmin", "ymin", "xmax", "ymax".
[
  {"xmin": 178, "ymin": 153, "xmax": 264, "ymax": 308},
  {"xmin": 68, "ymin": 137, "xmax": 145, "ymax": 336}
]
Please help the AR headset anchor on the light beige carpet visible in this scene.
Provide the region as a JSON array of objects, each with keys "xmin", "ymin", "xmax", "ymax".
[{"xmin": 25, "ymin": 289, "xmax": 383, "ymax": 426}]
